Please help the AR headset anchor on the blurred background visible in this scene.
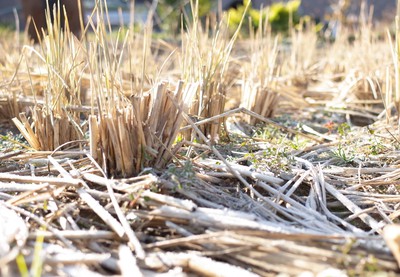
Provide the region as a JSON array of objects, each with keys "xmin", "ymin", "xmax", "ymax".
[{"xmin": 0, "ymin": 0, "xmax": 396, "ymax": 30}]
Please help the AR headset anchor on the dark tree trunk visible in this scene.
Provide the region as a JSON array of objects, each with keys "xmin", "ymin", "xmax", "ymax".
[{"xmin": 21, "ymin": 0, "xmax": 83, "ymax": 42}]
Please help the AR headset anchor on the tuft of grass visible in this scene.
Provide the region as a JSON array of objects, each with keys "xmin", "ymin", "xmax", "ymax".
[
  {"xmin": 13, "ymin": 2, "xmax": 86, "ymax": 150},
  {"xmin": 90, "ymin": 81, "xmax": 197, "ymax": 177},
  {"xmin": 84, "ymin": 0, "xmax": 197, "ymax": 177},
  {"xmin": 181, "ymin": 0, "xmax": 248, "ymax": 142},
  {"xmin": 240, "ymin": 10, "xmax": 280, "ymax": 124}
]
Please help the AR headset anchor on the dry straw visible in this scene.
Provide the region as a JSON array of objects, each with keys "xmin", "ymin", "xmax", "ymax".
[
  {"xmin": 181, "ymin": 0, "xmax": 247, "ymax": 142},
  {"xmin": 1, "ymin": 0, "xmax": 400, "ymax": 275},
  {"xmin": 90, "ymin": 81, "xmax": 197, "ymax": 177},
  {"xmin": 81, "ymin": 1, "xmax": 197, "ymax": 177},
  {"xmin": 240, "ymin": 10, "xmax": 280, "ymax": 124},
  {"xmin": 13, "ymin": 2, "xmax": 86, "ymax": 150}
]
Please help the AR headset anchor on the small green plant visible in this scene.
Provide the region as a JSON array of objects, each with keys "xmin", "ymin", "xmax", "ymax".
[
  {"xmin": 180, "ymin": 160, "xmax": 196, "ymax": 179},
  {"xmin": 331, "ymin": 144, "xmax": 355, "ymax": 164},
  {"xmin": 338, "ymin": 122, "xmax": 351, "ymax": 137},
  {"xmin": 254, "ymin": 125, "xmax": 280, "ymax": 140},
  {"xmin": 0, "ymin": 132, "xmax": 29, "ymax": 151},
  {"xmin": 255, "ymin": 148, "xmax": 290, "ymax": 171},
  {"xmin": 363, "ymin": 255, "xmax": 380, "ymax": 272},
  {"xmin": 167, "ymin": 160, "xmax": 195, "ymax": 179},
  {"xmin": 288, "ymin": 135, "xmax": 308, "ymax": 150},
  {"xmin": 331, "ymin": 122, "xmax": 357, "ymax": 164},
  {"xmin": 367, "ymin": 129, "xmax": 385, "ymax": 155}
]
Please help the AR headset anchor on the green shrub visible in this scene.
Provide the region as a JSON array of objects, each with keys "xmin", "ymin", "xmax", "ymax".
[
  {"xmin": 157, "ymin": 0, "xmax": 211, "ymax": 33},
  {"xmin": 228, "ymin": 0, "xmax": 302, "ymax": 33}
]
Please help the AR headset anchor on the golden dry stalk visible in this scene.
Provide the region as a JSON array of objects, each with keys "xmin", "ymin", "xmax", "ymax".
[
  {"xmin": 13, "ymin": 109, "xmax": 83, "ymax": 151},
  {"xmin": 188, "ymin": 81, "xmax": 226, "ymax": 142},
  {"xmin": 0, "ymin": 93, "xmax": 22, "ymax": 119},
  {"xmin": 10, "ymin": 2, "xmax": 86, "ymax": 151},
  {"xmin": 240, "ymin": 82, "xmax": 280, "ymax": 125},
  {"xmin": 90, "ymin": 81, "xmax": 197, "ymax": 177}
]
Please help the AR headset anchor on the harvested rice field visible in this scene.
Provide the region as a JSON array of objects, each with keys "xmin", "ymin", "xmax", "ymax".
[{"xmin": 1, "ymin": 0, "xmax": 400, "ymax": 276}]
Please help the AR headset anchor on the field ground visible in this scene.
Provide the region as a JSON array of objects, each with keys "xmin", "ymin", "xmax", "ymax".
[{"xmin": 2, "ymin": 2, "xmax": 400, "ymax": 276}]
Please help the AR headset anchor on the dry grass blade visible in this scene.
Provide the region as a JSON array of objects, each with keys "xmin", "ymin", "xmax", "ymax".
[
  {"xmin": 146, "ymin": 252, "xmax": 259, "ymax": 277},
  {"xmin": 119, "ymin": 245, "xmax": 143, "ymax": 277},
  {"xmin": 0, "ymin": 172, "xmax": 82, "ymax": 186},
  {"xmin": 142, "ymin": 190, "xmax": 197, "ymax": 211},
  {"xmin": 77, "ymin": 187, "xmax": 125, "ymax": 237},
  {"xmin": 12, "ymin": 113, "xmax": 40, "ymax": 150},
  {"xmin": 105, "ymin": 179, "xmax": 145, "ymax": 259},
  {"xmin": 29, "ymin": 230, "xmax": 118, "ymax": 240}
]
